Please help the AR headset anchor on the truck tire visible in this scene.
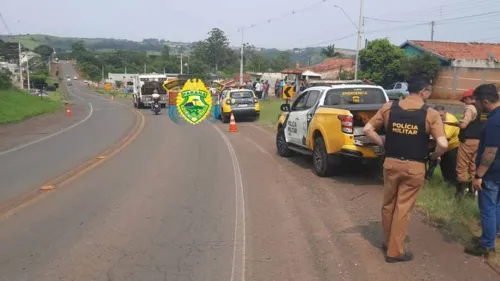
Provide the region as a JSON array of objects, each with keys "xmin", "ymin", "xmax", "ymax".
[
  {"xmin": 313, "ymin": 136, "xmax": 333, "ymax": 177},
  {"xmin": 276, "ymin": 127, "xmax": 293, "ymax": 157}
]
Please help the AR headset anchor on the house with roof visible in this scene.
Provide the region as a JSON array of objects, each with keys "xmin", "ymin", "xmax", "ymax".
[
  {"xmin": 400, "ymin": 40, "xmax": 500, "ymax": 100},
  {"xmin": 400, "ymin": 40, "xmax": 500, "ymax": 68},
  {"xmin": 282, "ymin": 58, "xmax": 355, "ymax": 80}
]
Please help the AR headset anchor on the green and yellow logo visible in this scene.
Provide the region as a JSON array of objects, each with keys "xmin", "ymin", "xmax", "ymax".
[{"xmin": 176, "ymin": 79, "xmax": 212, "ymax": 125}]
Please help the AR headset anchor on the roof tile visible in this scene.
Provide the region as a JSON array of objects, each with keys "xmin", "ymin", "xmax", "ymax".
[
  {"xmin": 282, "ymin": 58, "xmax": 355, "ymax": 73},
  {"xmin": 409, "ymin": 40, "xmax": 500, "ymax": 60}
]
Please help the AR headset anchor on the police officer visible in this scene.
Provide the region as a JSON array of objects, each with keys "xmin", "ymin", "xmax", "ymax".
[
  {"xmin": 454, "ymin": 89, "xmax": 486, "ymax": 199},
  {"xmin": 363, "ymin": 75, "xmax": 448, "ymax": 263}
]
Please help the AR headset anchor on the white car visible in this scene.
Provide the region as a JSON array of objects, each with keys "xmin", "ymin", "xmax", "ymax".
[{"xmin": 73, "ymin": 76, "xmax": 78, "ymax": 80}]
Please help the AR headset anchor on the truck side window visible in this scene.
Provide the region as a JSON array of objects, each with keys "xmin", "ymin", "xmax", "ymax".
[
  {"xmin": 291, "ymin": 92, "xmax": 309, "ymax": 111},
  {"xmin": 324, "ymin": 91, "xmax": 341, "ymax": 105},
  {"xmin": 395, "ymin": 83, "xmax": 402, "ymax": 89},
  {"xmin": 305, "ymin": 90, "xmax": 321, "ymax": 108},
  {"xmin": 388, "ymin": 83, "xmax": 395, "ymax": 89}
]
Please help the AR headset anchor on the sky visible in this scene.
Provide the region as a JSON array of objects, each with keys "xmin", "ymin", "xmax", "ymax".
[{"xmin": 1, "ymin": 0, "xmax": 499, "ymax": 50}]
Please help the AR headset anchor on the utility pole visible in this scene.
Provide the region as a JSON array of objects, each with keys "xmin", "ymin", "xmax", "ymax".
[
  {"xmin": 354, "ymin": 0, "xmax": 364, "ymax": 81},
  {"xmin": 101, "ymin": 65, "xmax": 104, "ymax": 82},
  {"xmin": 180, "ymin": 53, "xmax": 183, "ymax": 75},
  {"xmin": 18, "ymin": 43, "xmax": 23, "ymax": 89},
  {"xmin": 239, "ymin": 28, "xmax": 244, "ymax": 85},
  {"xmin": 26, "ymin": 55, "xmax": 30, "ymax": 92},
  {"xmin": 144, "ymin": 63, "xmax": 146, "ymax": 74},
  {"xmin": 125, "ymin": 66, "xmax": 127, "ymax": 74},
  {"xmin": 431, "ymin": 21, "xmax": 435, "ymax": 51},
  {"xmin": 431, "ymin": 21, "xmax": 435, "ymax": 42}
]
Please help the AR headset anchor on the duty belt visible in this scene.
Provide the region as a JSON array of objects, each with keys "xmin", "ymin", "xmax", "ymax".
[{"xmin": 389, "ymin": 156, "xmax": 427, "ymax": 163}]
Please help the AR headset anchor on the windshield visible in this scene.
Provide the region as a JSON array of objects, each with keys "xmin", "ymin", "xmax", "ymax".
[
  {"xmin": 230, "ymin": 91, "xmax": 254, "ymax": 99},
  {"xmin": 324, "ymin": 88, "xmax": 386, "ymax": 105}
]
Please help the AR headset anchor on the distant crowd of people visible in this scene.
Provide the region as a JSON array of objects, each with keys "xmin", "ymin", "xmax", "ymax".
[{"xmin": 240, "ymin": 80, "xmax": 270, "ymax": 99}]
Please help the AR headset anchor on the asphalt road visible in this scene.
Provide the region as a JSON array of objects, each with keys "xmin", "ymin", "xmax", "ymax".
[
  {"xmin": 0, "ymin": 101, "xmax": 238, "ymax": 281},
  {"xmin": 0, "ymin": 62, "xmax": 136, "ymax": 205},
  {"xmin": 0, "ymin": 65, "xmax": 497, "ymax": 280}
]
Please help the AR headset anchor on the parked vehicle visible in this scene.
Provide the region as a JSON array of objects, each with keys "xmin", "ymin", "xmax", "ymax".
[
  {"xmin": 276, "ymin": 80, "xmax": 388, "ymax": 177},
  {"xmin": 385, "ymin": 82, "xmax": 409, "ymax": 100},
  {"xmin": 219, "ymin": 89, "xmax": 260, "ymax": 123},
  {"xmin": 132, "ymin": 74, "xmax": 168, "ymax": 108}
]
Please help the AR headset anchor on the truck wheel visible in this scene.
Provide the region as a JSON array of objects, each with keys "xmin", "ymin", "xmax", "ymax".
[
  {"xmin": 313, "ymin": 137, "xmax": 333, "ymax": 177},
  {"xmin": 276, "ymin": 128, "xmax": 293, "ymax": 157}
]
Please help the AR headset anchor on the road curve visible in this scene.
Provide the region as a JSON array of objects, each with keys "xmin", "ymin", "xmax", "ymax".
[
  {"xmin": 0, "ymin": 107, "xmax": 239, "ymax": 280},
  {"xmin": 0, "ymin": 63, "xmax": 137, "ymax": 206}
]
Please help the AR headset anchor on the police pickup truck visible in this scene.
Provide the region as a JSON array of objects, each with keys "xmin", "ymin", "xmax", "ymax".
[{"xmin": 276, "ymin": 80, "xmax": 389, "ymax": 177}]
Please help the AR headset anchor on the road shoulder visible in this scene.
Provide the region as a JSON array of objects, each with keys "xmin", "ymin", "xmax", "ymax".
[
  {"xmin": 219, "ymin": 120, "xmax": 497, "ymax": 280},
  {"xmin": 0, "ymin": 102, "xmax": 90, "ymax": 152}
]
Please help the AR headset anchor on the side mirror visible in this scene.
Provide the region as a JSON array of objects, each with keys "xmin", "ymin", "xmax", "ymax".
[{"xmin": 280, "ymin": 103, "xmax": 291, "ymax": 112}]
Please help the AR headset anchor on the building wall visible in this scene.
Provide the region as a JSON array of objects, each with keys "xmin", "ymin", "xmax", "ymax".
[
  {"xmin": 432, "ymin": 66, "xmax": 500, "ymax": 99},
  {"xmin": 451, "ymin": 59, "xmax": 500, "ymax": 69},
  {"xmin": 403, "ymin": 45, "xmax": 424, "ymax": 56},
  {"xmin": 318, "ymin": 65, "xmax": 355, "ymax": 80}
]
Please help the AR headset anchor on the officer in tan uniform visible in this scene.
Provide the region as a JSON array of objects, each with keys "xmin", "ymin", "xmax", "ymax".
[
  {"xmin": 454, "ymin": 89, "xmax": 486, "ymax": 198},
  {"xmin": 363, "ymin": 76, "xmax": 448, "ymax": 263}
]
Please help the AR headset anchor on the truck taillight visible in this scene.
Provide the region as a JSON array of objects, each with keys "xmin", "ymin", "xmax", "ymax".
[{"xmin": 338, "ymin": 115, "xmax": 353, "ymax": 134}]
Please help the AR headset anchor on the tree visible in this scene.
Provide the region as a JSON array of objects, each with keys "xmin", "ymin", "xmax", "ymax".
[
  {"xmin": 33, "ymin": 44, "xmax": 54, "ymax": 60},
  {"xmin": 399, "ymin": 52, "xmax": 441, "ymax": 82},
  {"xmin": 338, "ymin": 66, "xmax": 354, "ymax": 80},
  {"xmin": 271, "ymin": 51, "xmax": 293, "ymax": 71},
  {"xmin": 204, "ymin": 28, "xmax": 231, "ymax": 72},
  {"xmin": 321, "ymin": 44, "xmax": 342, "ymax": 58},
  {"xmin": 0, "ymin": 68, "xmax": 12, "ymax": 89},
  {"xmin": 359, "ymin": 39, "xmax": 405, "ymax": 87},
  {"xmin": 161, "ymin": 45, "xmax": 170, "ymax": 60},
  {"xmin": 0, "ymin": 41, "xmax": 21, "ymax": 62}
]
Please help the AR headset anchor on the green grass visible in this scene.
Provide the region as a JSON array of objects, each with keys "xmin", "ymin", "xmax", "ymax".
[
  {"xmin": 95, "ymin": 88, "xmax": 133, "ymax": 100},
  {"xmin": 258, "ymin": 99, "xmax": 284, "ymax": 127},
  {"xmin": 417, "ymin": 167, "xmax": 499, "ymax": 266},
  {"xmin": 0, "ymin": 88, "xmax": 63, "ymax": 124}
]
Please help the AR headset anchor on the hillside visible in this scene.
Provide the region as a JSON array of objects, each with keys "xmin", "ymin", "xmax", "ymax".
[{"xmin": 0, "ymin": 34, "xmax": 356, "ymax": 67}]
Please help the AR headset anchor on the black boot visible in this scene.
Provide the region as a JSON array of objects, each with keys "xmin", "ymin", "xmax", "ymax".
[
  {"xmin": 455, "ymin": 182, "xmax": 466, "ymax": 200},
  {"xmin": 466, "ymin": 181, "xmax": 476, "ymax": 199}
]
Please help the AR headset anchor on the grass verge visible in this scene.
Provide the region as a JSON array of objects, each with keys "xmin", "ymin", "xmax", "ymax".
[
  {"xmin": 258, "ymin": 98, "xmax": 284, "ymax": 127},
  {"xmin": 0, "ymin": 88, "xmax": 63, "ymax": 124},
  {"xmin": 417, "ymin": 167, "xmax": 499, "ymax": 267},
  {"xmin": 95, "ymin": 88, "xmax": 133, "ymax": 100}
]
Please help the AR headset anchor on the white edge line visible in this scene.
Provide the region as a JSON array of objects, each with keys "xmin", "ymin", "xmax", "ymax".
[
  {"xmin": 74, "ymin": 87, "xmax": 130, "ymax": 108},
  {"xmin": 0, "ymin": 103, "xmax": 93, "ymax": 156},
  {"xmin": 212, "ymin": 125, "xmax": 246, "ymax": 281},
  {"xmin": 70, "ymin": 92, "xmax": 84, "ymax": 100}
]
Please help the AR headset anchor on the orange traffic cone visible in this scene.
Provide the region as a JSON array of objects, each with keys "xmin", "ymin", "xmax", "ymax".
[
  {"xmin": 65, "ymin": 104, "xmax": 72, "ymax": 116},
  {"xmin": 228, "ymin": 113, "xmax": 238, "ymax": 132}
]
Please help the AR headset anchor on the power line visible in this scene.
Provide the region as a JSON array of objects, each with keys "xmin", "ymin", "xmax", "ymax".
[
  {"xmin": 0, "ymin": 12, "xmax": 12, "ymax": 36},
  {"xmin": 370, "ymin": 0, "xmax": 497, "ymax": 20},
  {"xmin": 364, "ymin": 17, "xmax": 427, "ymax": 24},
  {"xmin": 436, "ymin": 10, "xmax": 500, "ymax": 23},
  {"xmin": 298, "ymin": 32, "xmax": 358, "ymax": 48},
  {"xmin": 226, "ymin": 0, "xmax": 332, "ymax": 39}
]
